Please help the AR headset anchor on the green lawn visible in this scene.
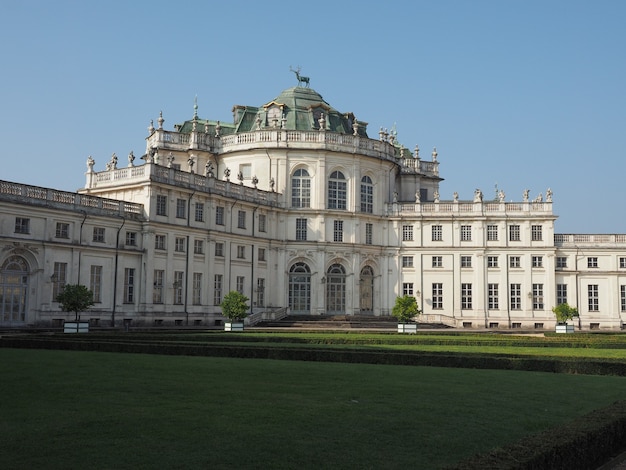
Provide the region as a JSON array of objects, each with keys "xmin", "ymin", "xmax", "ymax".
[{"xmin": 2, "ymin": 348, "xmax": 626, "ymax": 469}]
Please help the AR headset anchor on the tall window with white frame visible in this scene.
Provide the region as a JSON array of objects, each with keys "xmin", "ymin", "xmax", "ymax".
[
  {"xmin": 213, "ymin": 274, "xmax": 223, "ymax": 305},
  {"xmin": 460, "ymin": 225, "xmax": 472, "ymax": 241},
  {"xmin": 173, "ymin": 271, "xmax": 183, "ymax": 305},
  {"xmin": 620, "ymin": 257, "xmax": 626, "ymax": 269},
  {"xmin": 215, "ymin": 206, "xmax": 225, "ymax": 225},
  {"xmin": 193, "ymin": 239, "xmax": 204, "ymax": 255},
  {"xmin": 125, "ymin": 231, "xmax": 137, "ymax": 246},
  {"xmin": 328, "ymin": 170, "xmax": 347, "ymax": 210},
  {"xmin": 296, "ymin": 218, "xmax": 307, "ymax": 241},
  {"xmin": 215, "ymin": 242, "xmax": 224, "ymax": 257},
  {"xmin": 156, "ymin": 195, "xmax": 167, "ymax": 216},
  {"xmin": 402, "ymin": 283, "xmax": 413, "ymax": 296},
  {"xmin": 461, "ymin": 283, "xmax": 472, "ymax": 309},
  {"xmin": 402, "ymin": 256, "xmax": 414, "ymax": 268},
  {"xmin": 488, "ymin": 283, "xmax": 499, "ymax": 309},
  {"xmin": 487, "ymin": 224, "xmax": 498, "ymax": 241},
  {"xmin": 432, "ymin": 256, "xmax": 442, "ymax": 268},
  {"xmin": 365, "ymin": 223, "xmax": 373, "ymax": 245},
  {"xmin": 257, "ymin": 278, "xmax": 265, "ymax": 307},
  {"xmin": 176, "ymin": 199, "xmax": 186, "ymax": 219},
  {"xmin": 55, "ymin": 222, "xmax": 69, "ymax": 239},
  {"xmin": 52, "ymin": 262, "xmax": 67, "ymax": 300},
  {"xmin": 155, "ymin": 234, "xmax": 166, "ymax": 250},
  {"xmin": 432, "ymin": 283, "xmax": 443, "ymax": 309},
  {"xmin": 588, "ymin": 284, "xmax": 599, "ymax": 312},
  {"xmin": 621, "ymin": 285, "xmax": 626, "ymax": 312},
  {"xmin": 487, "ymin": 256, "xmax": 498, "ymax": 268},
  {"xmin": 531, "ymin": 225, "xmax": 542, "ymax": 241},
  {"xmin": 236, "ymin": 276, "xmax": 245, "ymax": 294},
  {"xmin": 509, "ymin": 256, "xmax": 521, "ymax": 268},
  {"xmin": 532, "ymin": 283, "xmax": 544, "ymax": 310},
  {"xmin": 510, "ymin": 283, "xmax": 521, "ymax": 310},
  {"xmin": 258, "ymin": 214, "xmax": 267, "ymax": 233},
  {"xmin": 89, "ymin": 265, "xmax": 102, "ymax": 303},
  {"xmin": 93, "ymin": 227, "xmax": 105, "ymax": 243},
  {"xmin": 124, "ymin": 268, "xmax": 135, "ymax": 303},
  {"xmin": 556, "ymin": 256, "xmax": 567, "ymax": 269},
  {"xmin": 360, "ymin": 176, "xmax": 373, "ymax": 213},
  {"xmin": 175, "ymin": 237, "xmax": 185, "ymax": 252},
  {"xmin": 237, "ymin": 210, "xmax": 246, "ymax": 229},
  {"xmin": 153, "ymin": 270, "xmax": 164, "ymax": 304},
  {"xmin": 532, "ymin": 255, "xmax": 543, "ymax": 268},
  {"xmin": 509, "ymin": 225, "xmax": 521, "ymax": 241},
  {"xmin": 556, "ymin": 284, "xmax": 567, "ymax": 305},
  {"xmin": 291, "ymin": 169, "xmax": 311, "ymax": 208},
  {"xmin": 333, "ymin": 220, "xmax": 343, "ymax": 242},
  {"xmin": 195, "ymin": 202, "xmax": 204, "ymax": 222},
  {"xmin": 402, "ymin": 225, "xmax": 413, "ymax": 241},
  {"xmin": 461, "ymin": 256, "xmax": 472, "ymax": 268},
  {"xmin": 192, "ymin": 273, "xmax": 202, "ymax": 305},
  {"xmin": 432, "ymin": 225, "xmax": 442, "ymax": 241}
]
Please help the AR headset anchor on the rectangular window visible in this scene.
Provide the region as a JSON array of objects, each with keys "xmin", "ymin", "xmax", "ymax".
[
  {"xmin": 90, "ymin": 265, "xmax": 102, "ymax": 303},
  {"xmin": 402, "ymin": 225, "xmax": 413, "ymax": 241},
  {"xmin": 531, "ymin": 225, "xmax": 543, "ymax": 241},
  {"xmin": 432, "ymin": 283, "xmax": 443, "ymax": 309},
  {"xmin": 258, "ymin": 214, "xmax": 267, "ymax": 233},
  {"xmin": 460, "ymin": 225, "xmax": 472, "ymax": 241},
  {"xmin": 487, "ymin": 225, "xmax": 498, "ymax": 241},
  {"xmin": 175, "ymin": 237, "xmax": 185, "ymax": 252},
  {"xmin": 432, "ymin": 256, "xmax": 442, "ymax": 268},
  {"xmin": 93, "ymin": 227, "xmax": 105, "ymax": 243},
  {"xmin": 402, "ymin": 256, "xmax": 414, "ymax": 268},
  {"xmin": 237, "ymin": 245, "xmax": 245, "ymax": 259},
  {"xmin": 55, "ymin": 222, "xmax": 69, "ymax": 239},
  {"xmin": 620, "ymin": 258, "xmax": 626, "ymax": 269},
  {"xmin": 258, "ymin": 248, "xmax": 266, "ymax": 262},
  {"xmin": 488, "ymin": 283, "xmax": 499, "ymax": 310},
  {"xmin": 257, "ymin": 278, "xmax": 265, "ymax": 307},
  {"xmin": 296, "ymin": 218, "xmax": 307, "ymax": 241},
  {"xmin": 509, "ymin": 225, "xmax": 521, "ymax": 241},
  {"xmin": 365, "ymin": 223, "xmax": 373, "ymax": 245},
  {"xmin": 239, "ymin": 163, "xmax": 251, "ymax": 180},
  {"xmin": 214, "ymin": 274, "xmax": 223, "ymax": 305},
  {"xmin": 236, "ymin": 276, "xmax": 245, "ymax": 294},
  {"xmin": 193, "ymin": 273, "xmax": 202, "ymax": 305},
  {"xmin": 587, "ymin": 257, "xmax": 598, "ymax": 268},
  {"xmin": 215, "ymin": 206, "xmax": 225, "ymax": 225},
  {"xmin": 14, "ymin": 217, "xmax": 29, "ymax": 234},
  {"xmin": 509, "ymin": 256, "xmax": 521, "ymax": 268},
  {"xmin": 403, "ymin": 283, "xmax": 413, "ymax": 296},
  {"xmin": 153, "ymin": 270, "xmax": 164, "ymax": 304},
  {"xmin": 556, "ymin": 256, "xmax": 567, "ymax": 269},
  {"xmin": 125, "ymin": 231, "xmax": 137, "ymax": 246},
  {"xmin": 173, "ymin": 271, "xmax": 183, "ymax": 304},
  {"xmin": 461, "ymin": 256, "xmax": 472, "ymax": 268},
  {"xmin": 621, "ymin": 286, "xmax": 626, "ymax": 312},
  {"xmin": 156, "ymin": 195, "xmax": 167, "ymax": 216},
  {"xmin": 238, "ymin": 210, "xmax": 246, "ymax": 229},
  {"xmin": 124, "ymin": 268, "xmax": 135, "ymax": 303},
  {"xmin": 461, "ymin": 283, "xmax": 472, "ymax": 309},
  {"xmin": 193, "ymin": 239, "xmax": 204, "ymax": 254},
  {"xmin": 52, "ymin": 262, "xmax": 67, "ymax": 300},
  {"xmin": 155, "ymin": 234, "xmax": 166, "ymax": 250},
  {"xmin": 215, "ymin": 242, "xmax": 224, "ymax": 257},
  {"xmin": 432, "ymin": 225, "xmax": 442, "ymax": 241},
  {"xmin": 195, "ymin": 202, "xmax": 204, "ymax": 222},
  {"xmin": 487, "ymin": 256, "xmax": 498, "ymax": 268},
  {"xmin": 556, "ymin": 284, "xmax": 567, "ymax": 305},
  {"xmin": 532, "ymin": 256, "xmax": 543, "ymax": 268},
  {"xmin": 510, "ymin": 283, "xmax": 521, "ymax": 310},
  {"xmin": 334, "ymin": 220, "xmax": 343, "ymax": 243},
  {"xmin": 176, "ymin": 198, "xmax": 186, "ymax": 219},
  {"xmin": 588, "ymin": 284, "xmax": 599, "ymax": 311},
  {"xmin": 532, "ymin": 283, "xmax": 544, "ymax": 310}
]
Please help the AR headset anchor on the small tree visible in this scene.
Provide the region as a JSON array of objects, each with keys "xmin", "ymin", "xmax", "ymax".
[
  {"xmin": 552, "ymin": 303, "xmax": 579, "ymax": 324},
  {"xmin": 56, "ymin": 284, "xmax": 94, "ymax": 321},
  {"xmin": 220, "ymin": 291, "xmax": 249, "ymax": 322},
  {"xmin": 392, "ymin": 295, "xmax": 421, "ymax": 323}
]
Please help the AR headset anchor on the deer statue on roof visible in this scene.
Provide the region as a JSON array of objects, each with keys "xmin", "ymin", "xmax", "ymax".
[{"xmin": 290, "ymin": 66, "xmax": 310, "ymax": 87}]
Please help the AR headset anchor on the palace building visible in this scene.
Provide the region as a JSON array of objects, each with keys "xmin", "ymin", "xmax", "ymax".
[{"xmin": 2, "ymin": 81, "xmax": 625, "ymax": 330}]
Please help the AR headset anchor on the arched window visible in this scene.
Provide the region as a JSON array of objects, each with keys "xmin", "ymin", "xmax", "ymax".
[
  {"xmin": 289, "ymin": 262, "xmax": 311, "ymax": 314},
  {"xmin": 328, "ymin": 170, "xmax": 347, "ymax": 210},
  {"xmin": 0, "ymin": 255, "xmax": 29, "ymax": 324},
  {"xmin": 360, "ymin": 266, "xmax": 374, "ymax": 312},
  {"xmin": 326, "ymin": 264, "xmax": 346, "ymax": 314},
  {"xmin": 291, "ymin": 169, "xmax": 311, "ymax": 208},
  {"xmin": 360, "ymin": 176, "xmax": 373, "ymax": 213}
]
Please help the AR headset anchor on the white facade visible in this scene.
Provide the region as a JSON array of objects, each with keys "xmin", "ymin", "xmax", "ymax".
[{"xmin": 1, "ymin": 84, "xmax": 625, "ymax": 329}]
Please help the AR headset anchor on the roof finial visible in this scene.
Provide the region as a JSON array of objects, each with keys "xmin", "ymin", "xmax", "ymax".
[{"xmin": 193, "ymin": 96, "xmax": 198, "ymax": 119}]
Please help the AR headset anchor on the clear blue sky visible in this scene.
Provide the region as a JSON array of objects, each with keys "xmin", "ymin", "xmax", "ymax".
[{"xmin": 1, "ymin": 0, "xmax": 624, "ymax": 233}]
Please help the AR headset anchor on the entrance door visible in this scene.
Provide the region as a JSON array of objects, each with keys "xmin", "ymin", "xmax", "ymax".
[
  {"xmin": 0, "ymin": 256, "xmax": 29, "ymax": 325},
  {"xmin": 326, "ymin": 264, "xmax": 346, "ymax": 314},
  {"xmin": 289, "ymin": 262, "xmax": 311, "ymax": 314},
  {"xmin": 360, "ymin": 266, "xmax": 374, "ymax": 313}
]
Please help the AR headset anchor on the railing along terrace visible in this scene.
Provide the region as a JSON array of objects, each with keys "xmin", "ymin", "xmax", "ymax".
[
  {"xmin": 0, "ymin": 180, "xmax": 144, "ymax": 219},
  {"xmin": 388, "ymin": 200, "xmax": 553, "ymax": 216},
  {"xmin": 554, "ymin": 234, "xmax": 626, "ymax": 246}
]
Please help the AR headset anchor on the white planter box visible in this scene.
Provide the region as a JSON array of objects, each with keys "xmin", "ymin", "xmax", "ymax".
[
  {"xmin": 555, "ymin": 324, "xmax": 575, "ymax": 334},
  {"xmin": 224, "ymin": 322, "xmax": 244, "ymax": 332},
  {"xmin": 397, "ymin": 323, "xmax": 417, "ymax": 334}
]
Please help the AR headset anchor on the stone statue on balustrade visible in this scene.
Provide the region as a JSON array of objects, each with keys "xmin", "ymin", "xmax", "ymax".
[
  {"xmin": 498, "ymin": 189, "xmax": 505, "ymax": 203},
  {"xmin": 523, "ymin": 189, "xmax": 530, "ymax": 202},
  {"xmin": 546, "ymin": 188, "xmax": 553, "ymax": 202},
  {"xmin": 473, "ymin": 188, "xmax": 483, "ymax": 203},
  {"xmin": 453, "ymin": 191, "xmax": 459, "ymax": 202},
  {"xmin": 128, "ymin": 151, "xmax": 135, "ymax": 167},
  {"xmin": 224, "ymin": 167, "xmax": 231, "ymax": 182},
  {"xmin": 205, "ymin": 161, "xmax": 214, "ymax": 178},
  {"xmin": 434, "ymin": 191, "xmax": 440, "ymax": 203},
  {"xmin": 86, "ymin": 156, "xmax": 95, "ymax": 173}
]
